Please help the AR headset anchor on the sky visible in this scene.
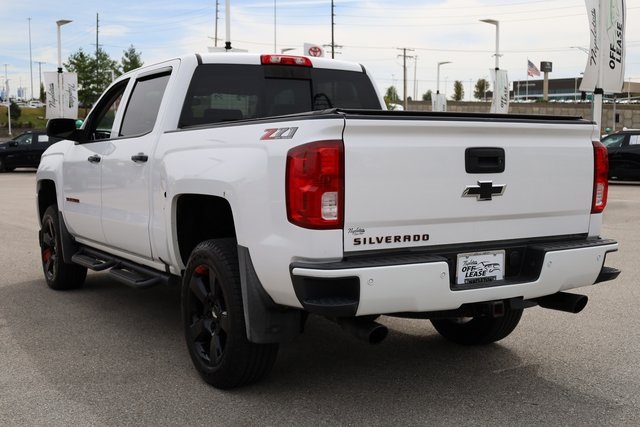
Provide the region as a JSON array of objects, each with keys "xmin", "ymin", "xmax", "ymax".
[{"xmin": 0, "ymin": 0, "xmax": 639, "ymax": 101}]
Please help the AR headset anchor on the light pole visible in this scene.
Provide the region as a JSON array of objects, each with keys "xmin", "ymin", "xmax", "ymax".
[
  {"xmin": 56, "ymin": 20, "xmax": 72, "ymax": 73},
  {"xmin": 434, "ymin": 61, "xmax": 451, "ymax": 112},
  {"xmin": 480, "ymin": 19, "xmax": 500, "ymax": 70},
  {"xmin": 28, "ymin": 18, "xmax": 34, "ymax": 101},
  {"xmin": 4, "ymin": 64, "xmax": 11, "ymax": 136},
  {"xmin": 56, "ymin": 19, "xmax": 72, "ymax": 118},
  {"xmin": 413, "ymin": 56, "xmax": 418, "ymax": 100},
  {"xmin": 36, "ymin": 61, "xmax": 46, "ymax": 101},
  {"xmin": 570, "ymin": 46, "xmax": 589, "ymax": 55},
  {"xmin": 436, "ymin": 61, "xmax": 451, "ymax": 94}
]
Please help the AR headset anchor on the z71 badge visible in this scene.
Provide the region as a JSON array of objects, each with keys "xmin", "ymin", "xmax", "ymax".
[{"xmin": 261, "ymin": 127, "xmax": 298, "ymax": 140}]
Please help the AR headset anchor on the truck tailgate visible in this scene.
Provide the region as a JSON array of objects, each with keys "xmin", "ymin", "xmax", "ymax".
[{"xmin": 342, "ymin": 115, "xmax": 596, "ymax": 252}]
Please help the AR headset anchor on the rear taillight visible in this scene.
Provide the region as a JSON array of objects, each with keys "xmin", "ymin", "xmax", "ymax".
[
  {"xmin": 592, "ymin": 140, "xmax": 609, "ymax": 214},
  {"xmin": 286, "ymin": 140, "xmax": 344, "ymax": 229},
  {"xmin": 261, "ymin": 54, "xmax": 312, "ymax": 67}
]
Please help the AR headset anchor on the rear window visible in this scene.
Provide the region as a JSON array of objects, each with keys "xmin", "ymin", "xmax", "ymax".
[{"xmin": 179, "ymin": 64, "xmax": 381, "ymax": 127}]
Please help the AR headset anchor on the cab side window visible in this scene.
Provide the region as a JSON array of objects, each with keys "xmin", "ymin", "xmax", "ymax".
[
  {"xmin": 120, "ymin": 72, "xmax": 171, "ymax": 137},
  {"xmin": 88, "ymin": 80, "xmax": 129, "ymax": 141}
]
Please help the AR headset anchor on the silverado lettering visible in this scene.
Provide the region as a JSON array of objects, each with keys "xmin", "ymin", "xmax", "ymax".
[{"xmin": 353, "ymin": 234, "xmax": 430, "ymax": 246}]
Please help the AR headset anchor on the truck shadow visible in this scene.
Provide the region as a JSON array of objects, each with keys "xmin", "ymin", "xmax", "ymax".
[{"xmin": 1, "ymin": 273, "xmax": 626, "ymax": 425}]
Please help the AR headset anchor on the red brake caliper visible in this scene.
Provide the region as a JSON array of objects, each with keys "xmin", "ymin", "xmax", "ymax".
[
  {"xmin": 42, "ymin": 248, "xmax": 52, "ymax": 263},
  {"xmin": 194, "ymin": 265, "xmax": 208, "ymax": 276}
]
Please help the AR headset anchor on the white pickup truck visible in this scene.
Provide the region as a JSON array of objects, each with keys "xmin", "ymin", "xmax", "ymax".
[{"xmin": 37, "ymin": 53, "xmax": 620, "ymax": 389}]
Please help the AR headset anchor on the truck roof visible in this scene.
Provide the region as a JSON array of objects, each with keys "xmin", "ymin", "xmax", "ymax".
[
  {"xmin": 121, "ymin": 52, "xmax": 366, "ymax": 78},
  {"xmin": 197, "ymin": 52, "xmax": 366, "ymax": 72}
]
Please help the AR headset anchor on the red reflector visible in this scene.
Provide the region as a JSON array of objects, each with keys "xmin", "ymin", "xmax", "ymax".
[
  {"xmin": 286, "ymin": 140, "xmax": 344, "ymax": 229},
  {"xmin": 592, "ymin": 140, "xmax": 608, "ymax": 214},
  {"xmin": 261, "ymin": 54, "xmax": 312, "ymax": 67}
]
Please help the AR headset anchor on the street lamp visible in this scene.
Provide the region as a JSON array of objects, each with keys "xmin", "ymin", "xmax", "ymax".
[
  {"xmin": 480, "ymin": 19, "xmax": 500, "ymax": 70},
  {"xmin": 434, "ymin": 61, "xmax": 451, "ymax": 112},
  {"xmin": 56, "ymin": 20, "xmax": 72, "ymax": 72},
  {"xmin": 436, "ymin": 61, "xmax": 451, "ymax": 94},
  {"xmin": 28, "ymin": 18, "xmax": 33, "ymax": 100},
  {"xmin": 570, "ymin": 46, "xmax": 589, "ymax": 55},
  {"xmin": 56, "ymin": 19, "xmax": 72, "ymax": 118},
  {"xmin": 4, "ymin": 64, "xmax": 11, "ymax": 136}
]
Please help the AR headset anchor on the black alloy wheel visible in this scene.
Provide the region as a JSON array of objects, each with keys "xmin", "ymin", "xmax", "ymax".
[
  {"xmin": 187, "ymin": 262, "xmax": 230, "ymax": 368},
  {"xmin": 182, "ymin": 239, "xmax": 278, "ymax": 389},
  {"xmin": 40, "ymin": 205, "xmax": 87, "ymax": 290}
]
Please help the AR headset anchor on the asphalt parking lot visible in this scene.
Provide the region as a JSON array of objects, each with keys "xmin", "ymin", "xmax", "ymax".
[{"xmin": 0, "ymin": 171, "xmax": 638, "ymax": 426}]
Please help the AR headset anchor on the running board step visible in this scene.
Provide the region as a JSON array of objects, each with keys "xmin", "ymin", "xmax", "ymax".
[
  {"xmin": 72, "ymin": 253, "xmax": 117, "ymax": 271},
  {"xmin": 71, "ymin": 248, "xmax": 171, "ymax": 289},
  {"xmin": 109, "ymin": 267, "xmax": 163, "ymax": 288}
]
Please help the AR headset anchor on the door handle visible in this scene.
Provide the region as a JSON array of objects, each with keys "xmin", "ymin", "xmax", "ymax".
[
  {"xmin": 131, "ymin": 153, "xmax": 149, "ymax": 163},
  {"xmin": 88, "ymin": 155, "xmax": 101, "ymax": 163}
]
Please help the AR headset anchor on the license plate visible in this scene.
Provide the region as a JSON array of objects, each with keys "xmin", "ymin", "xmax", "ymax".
[{"xmin": 456, "ymin": 250, "xmax": 505, "ymax": 285}]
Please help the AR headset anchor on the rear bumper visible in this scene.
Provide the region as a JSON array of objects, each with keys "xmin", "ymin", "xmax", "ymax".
[{"xmin": 290, "ymin": 238, "xmax": 619, "ymax": 316}]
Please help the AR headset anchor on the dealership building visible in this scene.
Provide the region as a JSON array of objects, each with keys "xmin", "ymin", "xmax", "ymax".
[{"xmin": 512, "ymin": 77, "xmax": 640, "ymax": 102}]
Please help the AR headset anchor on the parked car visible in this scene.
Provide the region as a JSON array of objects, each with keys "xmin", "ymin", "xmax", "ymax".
[
  {"xmin": 28, "ymin": 100, "xmax": 46, "ymax": 108},
  {"xmin": 602, "ymin": 129, "xmax": 640, "ymax": 180},
  {"xmin": 0, "ymin": 131, "xmax": 61, "ymax": 172}
]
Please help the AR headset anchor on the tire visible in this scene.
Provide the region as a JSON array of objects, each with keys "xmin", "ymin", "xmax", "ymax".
[
  {"xmin": 182, "ymin": 239, "xmax": 279, "ymax": 389},
  {"xmin": 0, "ymin": 157, "xmax": 5, "ymax": 172},
  {"xmin": 40, "ymin": 206, "xmax": 87, "ymax": 290},
  {"xmin": 430, "ymin": 308, "xmax": 523, "ymax": 345}
]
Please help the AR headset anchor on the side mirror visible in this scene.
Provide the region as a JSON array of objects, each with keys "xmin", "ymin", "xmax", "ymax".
[
  {"xmin": 47, "ymin": 118, "xmax": 77, "ymax": 138},
  {"xmin": 8, "ymin": 141, "xmax": 18, "ymax": 147},
  {"xmin": 46, "ymin": 118, "xmax": 88, "ymax": 142}
]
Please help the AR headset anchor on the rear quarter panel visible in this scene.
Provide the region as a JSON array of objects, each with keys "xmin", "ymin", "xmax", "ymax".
[{"xmin": 152, "ymin": 117, "xmax": 346, "ymax": 307}]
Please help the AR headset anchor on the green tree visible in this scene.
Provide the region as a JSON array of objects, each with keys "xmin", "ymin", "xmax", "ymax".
[
  {"xmin": 384, "ymin": 85, "xmax": 399, "ymax": 109},
  {"xmin": 94, "ymin": 48, "xmax": 121, "ymax": 95},
  {"xmin": 9, "ymin": 102, "xmax": 21, "ymax": 121},
  {"xmin": 65, "ymin": 48, "xmax": 121, "ymax": 108},
  {"xmin": 474, "ymin": 78, "xmax": 490, "ymax": 100},
  {"xmin": 39, "ymin": 82, "xmax": 45, "ymax": 102},
  {"xmin": 422, "ymin": 90, "xmax": 432, "ymax": 102},
  {"xmin": 452, "ymin": 80, "xmax": 464, "ymax": 101},
  {"xmin": 121, "ymin": 45, "xmax": 144, "ymax": 73},
  {"xmin": 65, "ymin": 48, "xmax": 96, "ymax": 108}
]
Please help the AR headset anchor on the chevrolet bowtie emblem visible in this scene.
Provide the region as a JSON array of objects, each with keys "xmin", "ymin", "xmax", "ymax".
[{"xmin": 462, "ymin": 181, "xmax": 506, "ymax": 201}]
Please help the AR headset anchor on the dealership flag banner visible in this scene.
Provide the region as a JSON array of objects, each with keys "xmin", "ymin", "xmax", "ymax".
[
  {"xmin": 580, "ymin": 0, "xmax": 626, "ymax": 93},
  {"xmin": 490, "ymin": 69, "xmax": 509, "ymax": 114},
  {"xmin": 432, "ymin": 93, "xmax": 447, "ymax": 112},
  {"xmin": 44, "ymin": 71, "xmax": 78, "ymax": 119}
]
